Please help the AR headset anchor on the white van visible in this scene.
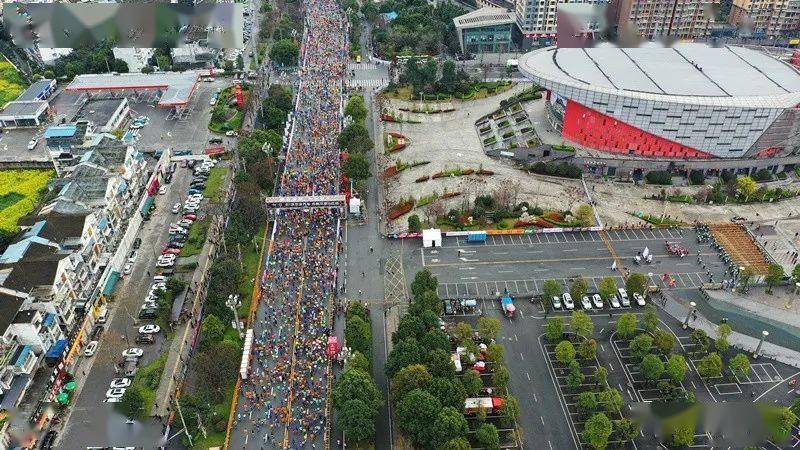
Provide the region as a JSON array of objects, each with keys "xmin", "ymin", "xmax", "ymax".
[
  {"xmin": 97, "ymin": 306, "xmax": 109, "ymax": 324},
  {"xmin": 617, "ymin": 288, "xmax": 630, "ymax": 307}
]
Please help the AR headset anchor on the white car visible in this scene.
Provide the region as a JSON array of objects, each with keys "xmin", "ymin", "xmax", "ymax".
[
  {"xmin": 580, "ymin": 295, "xmax": 592, "ymax": 310},
  {"xmin": 551, "ymin": 296, "xmax": 562, "ymax": 310},
  {"xmin": 103, "ymin": 397, "xmax": 122, "ymax": 403},
  {"xmin": 122, "ymin": 348, "xmax": 143, "ymax": 358},
  {"xmin": 225, "ymin": 130, "xmax": 237, "ymax": 137},
  {"xmin": 633, "ymin": 292, "xmax": 646, "ymax": 306},
  {"xmin": 106, "ymin": 387, "xmax": 126, "ymax": 398},
  {"xmin": 562, "ymin": 293, "xmax": 575, "ymax": 310},
  {"xmin": 139, "ymin": 324, "xmax": 160, "ymax": 334},
  {"xmin": 158, "ymin": 186, "xmax": 167, "ymax": 195},
  {"xmin": 84, "ymin": 340, "xmax": 99, "ymax": 357},
  {"xmin": 156, "ymin": 260, "xmax": 175, "ymax": 268},
  {"xmin": 187, "ymin": 193, "xmax": 203, "ymax": 201},
  {"xmin": 110, "ymin": 378, "xmax": 131, "ymax": 389},
  {"xmin": 617, "ymin": 288, "xmax": 630, "ymax": 307},
  {"xmin": 123, "ymin": 262, "xmax": 133, "ymax": 275},
  {"xmin": 177, "ymin": 220, "xmax": 193, "ymax": 228},
  {"xmin": 127, "ymin": 251, "xmax": 137, "ymax": 263},
  {"xmin": 610, "ymin": 295, "xmax": 621, "ymax": 308},
  {"xmin": 592, "ymin": 294, "xmax": 603, "ymax": 309},
  {"xmin": 27, "ymin": 138, "xmax": 38, "ymax": 150},
  {"xmin": 172, "ymin": 203, "xmax": 181, "ymax": 214}
]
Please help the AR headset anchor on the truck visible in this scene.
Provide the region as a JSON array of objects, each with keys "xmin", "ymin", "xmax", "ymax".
[
  {"xmin": 464, "ymin": 397, "xmax": 504, "ymax": 415},
  {"xmin": 466, "ymin": 232, "xmax": 487, "ymax": 243}
]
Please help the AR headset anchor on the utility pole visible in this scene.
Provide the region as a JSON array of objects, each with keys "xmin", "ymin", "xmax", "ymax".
[{"xmin": 175, "ymin": 396, "xmax": 193, "ymax": 447}]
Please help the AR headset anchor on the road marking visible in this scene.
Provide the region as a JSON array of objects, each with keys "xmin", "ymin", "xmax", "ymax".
[
  {"xmin": 564, "ymin": 249, "xmax": 577, "ymax": 252},
  {"xmin": 570, "ymin": 267, "xmax": 586, "ymax": 270},
  {"xmin": 459, "ymin": 267, "xmax": 475, "ymax": 270},
  {"xmin": 534, "ymin": 268, "xmax": 548, "ymax": 272},
  {"xmin": 498, "ymin": 270, "xmax": 514, "ymax": 273},
  {"xmin": 600, "ymin": 344, "xmax": 605, "ymax": 351},
  {"xmin": 540, "ymin": 416, "xmax": 545, "ymax": 426},
  {"xmin": 691, "ymin": 380, "xmax": 697, "ymax": 389},
  {"xmin": 609, "ymin": 362, "xmax": 614, "ymax": 371},
  {"xmin": 533, "ymin": 393, "xmax": 538, "ymax": 402},
  {"xmin": 599, "ymin": 328, "xmax": 605, "ymax": 334},
  {"xmin": 514, "ymin": 334, "xmax": 519, "ymax": 341},
  {"xmin": 526, "ymin": 372, "xmax": 531, "ymax": 381},
  {"xmin": 520, "ymin": 352, "xmax": 525, "ymax": 361}
]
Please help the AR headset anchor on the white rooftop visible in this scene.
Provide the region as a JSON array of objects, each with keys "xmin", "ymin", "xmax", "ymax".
[
  {"xmin": 453, "ymin": 7, "xmax": 515, "ymax": 29},
  {"xmin": 65, "ymin": 71, "xmax": 200, "ymax": 107},
  {"xmin": 520, "ymin": 44, "xmax": 800, "ymax": 107}
]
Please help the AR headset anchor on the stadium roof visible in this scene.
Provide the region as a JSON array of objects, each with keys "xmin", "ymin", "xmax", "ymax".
[
  {"xmin": 65, "ymin": 72, "xmax": 200, "ymax": 107},
  {"xmin": 519, "ymin": 44, "xmax": 800, "ymax": 108},
  {"xmin": 453, "ymin": 7, "xmax": 515, "ymax": 29}
]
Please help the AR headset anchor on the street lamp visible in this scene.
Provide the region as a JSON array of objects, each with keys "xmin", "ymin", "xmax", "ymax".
[
  {"xmin": 682, "ymin": 301, "xmax": 696, "ymax": 329},
  {"xmin": 753, "ymin": 330, "xmax": 769, "ymax": 359},
  {"xmin": 226, "ymin": 294, "xmax": 242, "ymax": 336}
]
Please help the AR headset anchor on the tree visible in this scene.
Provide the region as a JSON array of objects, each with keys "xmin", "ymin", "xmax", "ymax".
[
  {"xmin": 344, "ymin": 95, "xmax": 368, "ymax": 123},
  {"xmin": 641, "ymin": 305, "xmax": 659, "ymax": 334},
  {"xmin": 338, "ymin": 399, "xmax": 376, "ymax": 442},
  {"xmin": 421, "ymin": 329, "xmax": 450, "ymax": 353},
  {"xmin": 761, "ymin": 406, "xmax": 798, "ymax": 443},
  {"xmin": 696, "ymin": 352, "xmax": 723, "ymax": 379},
  {"xmin": 545, "ymin": 317, "xmax": 565, "ymax": 341},
  {"xmin": 598, "ymin": 277, "xmax": 618, "ymax": 300},
  {"xmin": 613, "ymin": 418, "xmax": 640, "ymax": 443},
  {"xmin": 577, "ymin": 391, "xmax": 598, "ymax": 414},
  {"xmin": 716, "ymin": 323, "xmax": 732, "ymax": 353},
  {"xmin": 414, "ymin": 290, "xmax": 442, "ymax": 316},
  {"xmin": 348, "ymin": 351, "xmax": 370, "ymax": 373},
  {"xmin": 360, "ymin": 0, "xmax": 379, "ymax": 21},
  {"xmin": 194, "ymin": 341, "xmax": 241, "ymax": 402},
  {"xmin": 462, "ymin": 368, "xmax": 483, "ymax": 397},
  {"xmin": 332, "ymin": 368, "xmax": 383, "ymax": 411},
  {"xmin": 616, "ymin": 313, "xmax": 637, "ymax": 340},
  {"xmin": 269, "ymin": 39, "xmax": 299, "ymax": 66},
  {"xmin": 653, "ymin": 328, "xmax": 676, "ymax": 355},
  {"xmin": 555, "ymin": 340, "xmax": 576, "ymax": 365},
  {"xmin": 570, "ymin": 276, "xmax": 589, "ymax": 301},
  {"xmin": 625, "ymin": 272, "xmax": 648, "ymax": 297},
  {"xmin": 729, "ymin": 353, "xmax": 751, "ymax": 379},
  {"xmin": 141, "ymin": 66, "xmax": 154, "ymax": 73},
  {"xmin": 579, "ymin": 339, "xmax": 598, "ymax": 361},
  {"xmin": 793, "ymin": 263, "xmax": 800, "ymax": 283},
  {"xmin": 427, "ymin": 377, "xmax": 466, "ymax": 410},
  {"xmin": 575, "ymin": 204, "xmax": 594, "ymax": 226},
  {"xmin": 408, "ymin": 214, "xmax": 422, "ymax": 233},
  {"xmin": 236, "ymin": 53, "xmax": 244, "ymax": 70},
  {"xmin": 542, "ymin": 279, "xmax": 562, "ymax": 301},
  {"xmin": 452, "ymin": 322, "xmax": 473, "ymax": 344},
  {"xmin": 477, "ymin": 317, "xmax": 500, "ymax": 341},
  {"xmin": 345, "ymin": 315, "xmax": 372, "ymax": 358},
  {"xmin": 485, "ymin": 343, "xmax": 504, "ymax": 365},
  {"xmin": 337, "ymin": 122, "xmax": 374, "ymax": 153},
  {"xmin": 199, "ymin": 314, "xmax": 225, "ymax": 350},
  {"xmin": 393, "ymin": 314, "xmax": 425, "ymax": 344},
  {"xmin": 597, "ymin": 389, "xmax": 623, "ymax": 414},
  {"xmin": 584, "ymin": 412, "xmax": 613, "ymax": 450},
  {"xmin": 571, "ymin": 311, "xmax": 594, "ymax": 339},
  {"xmin": 593, "ymin": 366, "xmax": 608, "ymax": 388},
  {"xmin": 411, "ymin": 268, "xmax": 439, "ymax": 300},
  {"xmin": 737, "ymin": 176, "xmax": 757, "ymax": 201},
  {"xmin": 645, "ymin": 170, "xmax": 672, "ymax": 185},
  {"xmin": 384, "ymin": 337, "xmax": 425, "ymax": 377},
  {"xmin": 690, "ymin": 329, "xmax": 709, "ymax": 355},
  {"xmin": 492, "ymin": 365, "xmax": 510, "ymax": 390},
  {"xmin": 248, "ymin": 157, "xmax": 278, "ymax": 191},
  {"xmin": 429, "ymin": 407, "xmax": 469, "ymax": 449},
  {"xmin": 630, "ymin": 334, "xmax": 654, "ymax": 360},
  {"xmin": 689, "ymin": 169, "xmax": 705, "ymax": 185},
  {"xmin": 665, "ymin": 354, "xmax": 687, "ymax": 384},
  {"xmin": 672, "ymin": 424, "xmax": 695, "ymax": 446},
  {"xmin": 765, "ymin": 263, "xmax": 785, "ymax": 294},
  {"xmin": 342, "ymin": 152, "xmax": 371, "ymax": 181},
  {"xmin": 566, "ymin": 360, "xmax": 585, "ymax": 389},
  {"xmin": 640, "ymin": 354, "xmax": 665, "ymax": 385},
  {"xmin": 499, "ymin": 395, "xmax": 520, "ymax": 427},
  {"xmin": 426, "ymin": 349, "xmax": 456, "ymax": 379},
  {"xmin": 156, "ymin": 55, "xmax": 171, "ymax": 70},
  {"xmin": 475, "ymin": 423, "xmax": 501, "ymax": 450},
  {"xmin": 390, "ymin": 364, "xmax": 431, "ymax": 402},
  {"xmin": 396, "ymin": 389, "xmax": 441, "ymax": 443},
  {"xmin": 441, "ymin": 438, "xmax": 471, "ymax": 450},
  {"xmin": 116, "ymin": 384, "xmax": 146, "ymax": 418}
]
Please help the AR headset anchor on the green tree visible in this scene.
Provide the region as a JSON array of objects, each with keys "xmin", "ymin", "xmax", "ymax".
[
  {"xmin": 697, "ymin": 352, "xmax": 723, "ymax": 379},
  {"xmin": 337, "ymin": 122, "xmax": 374, "ymax": 153},
  {"xmin": 332, "ymin": 368, "xmax": 383, "ymax": 411},
  {"xmin": 672, "ymin": 424, "xmax": 695, "ymax": 446},
  {"xmin": 412, "ymin": 290, "xmax": 443, "ymax": 316},
  {"xmin": 542, "ymin": 279, "xmax": 562, "ymax": 301},
  {"xmin": 640, "ymin": 354, "xmax": 665, "ymax": 385},
  {"xmin": 584, "ymin": 412, "xmax": 613, "ymax": 450},
  {"xmin": 641, "ymin": 304, "xmax": 659, "ymax": 334},
  {"xmin": 570, "ymin": 276, "xmax": 589, "ymax": 301},
  {"xmin": 765, "ymin": 263, "xmax": 785, "ymax": 294},
  {"xmin": 385, "ymin": 337, "xmax": 425, "ymax": 377},
  {"xmin": 485, "ymin": 343, "xmax": 505, "ymax": 365},
  {"xmin": 760, "ymin": 406, "xmax": 798, "ymax": 442},
  {"xmin": 408, "ymin": 214, "xmax": 422, "ymax": 232},
  {"xmin": 421, "ymin": 329, "xmax": 450, "ymax": 353},
  {"xmin": 345, "ymin": 315, "xmax": 372, "ymax": 358},
  {"xmin": 793, "ymin": 263, "xmax": 800, "ymax": 283},
  {"xmin": 360, "ymin": 0, "xmax": 379, "ymax": 21},
  {"xmin": 630, "ymin": 334, "xmax": 654, "ymax": 360},
  {"xmin": 545, "ymin": 317, "xmax": 565, "ymax": 341},
  {"xmin": 653, "ymin": 328, "xmax": 676, "ymax": 355},
  {"xmin": 613, "ymin": 418, "xmax": 640, "ymax": 443},
  {"xmin": 690, "ymin": 329, "xmax": 709, "ymax": 355},
  {"xmin": 426, "ymin": 348, "xmax": 456, "ymax": 379},
  {"xmin": 477, "ymin": 317, "xmax": 501, "ymax": 341},
  {"xmin": 492, "ymin": 365, "xmax": 510, "ymax": 390},
  {"xmin": 338, "ymin": 399, "xmax": 376, "ymax": 442},
  {"xmin": 499, "ymin": 395, "xmax": 520, "ymax": 427},
  {"xmin": 392, "ymin": 314, "xmax": 425, "ymax": 344},
  {"xmin": 396, "ymin": 389, "xmax": 441, "ymax": 444},
  {"xmin": 716, "ymin": 323, "xmax": 732, "ymax": 353},
  {"xmin": 577, "ymin": 391, "xmax": 598, "ymax": 414},
  {"xmin": 440, "ymin": 437, "xmax": 471, "ymax": 450},
  {"xmin": 116, "ymin": 384, "xmax": 146, "ymax": 419},
  {"xmin": 598, "ymin": 277, "xmax": 618, "ymax": 300},
  {"xmin": 156, "ymin": 55, "xmax": 171, "ymax": 70},
  {"xmin": 475, "ymin": 423, "xmax": 501, "ymax": 450},
  {"xmin": 461, "ymin": 368, "xmax": 483, "ymax": 397},
  {"xmin": 571, "ymin": 311, "xmax": 594, "ymax": 339},
  {"xmin": 344, "ymin": 95, "xmax": 368, "ymax": 123},
  {"xmin": 737, "ymin": 176, "xmax": 757, "ymax": 201},
  {"xmin": 593, "ymin": 366, "xmax": 609, "ymax": 388},
  {"xmin": 199, "ymin": 314, "xmax": 225, "ymax": 350},
  {"xmin": 566, "ymin": 359, "xmax": 585, "ymax": 389},
  {"xmin": 626, "ymin": 272, "xmax": 648, "ymax": 297},
  {"xmin": 452, "ymin": 322, "xmax": 473, "ymax": 344},
  {"xmin": 269, "ymin": 39, "xmax": 299, "ymax": 66},
  {"xmin": 236, "ymin": 53, "xmax": 244, "ymax": 70},
  {"xmin": 342, "ymin": 152, "xmax": 371, "ymax": 181},
  {"xmin": 555, "ymin": 340, "xmax": 576, "ymax": 365},
  {"xmin": 429, "ymin": 407, "xmax": 469, "ymax": 449},
  {"xmin": 426, "ymin": 377, "xmax": 466, "ymax": 410},
  {"xmin": 666, "ymin": 354, "xmax": 687, "ymax": 384},
  {"xmin": 598, "ymin": 388, "xmax": 623, "ymax": 414},
  {"xmin": 390, "ymin": 364, "xmax": 431, "ymax": 403},
  {"xmin": 729, "ymin": 353, "xmax": 751, "ymax": 379},
  {"xmin": 575, "ymin": 204, "xmax": 594, "ymax": 226},
  {"xmin": 616, "ymin": 313, "xmax": 637, "ymax": 340},
  {"xmin": 411, "ymin": 268, "xmax": 439, "ymax": 300},
  {"xmin": 348, "ymin": 351, "xmax": 370, "ymax": 373},
  {"xmin": 579, "ymin": 339, "xmax": 598, "ymax": 361}
]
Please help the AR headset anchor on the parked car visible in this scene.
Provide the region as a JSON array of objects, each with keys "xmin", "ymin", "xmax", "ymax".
[
  {"xmin": 123, "ymin": 359, "xmax": 138, "ymax": 377},
  {"xmin": 122, "ymin": 348, "xmax": 143, "ymax": 358},
  {"xmin": 177, "ymin": 220, "xmax": 193, "ymax": 228},
  {"xmin": 127, "ymin": 250, "xmax": 138, "ymax": 263},
  {"xmin": 609, "ymin": 295, "xmax": 621, "ymax": 308},
  {"xmin": 209, "ymin": 137, "xmax": 223, "ymax": 144},
  {"xmin": 551, "ymin": 296, "xmax": 562, "ymax": 310},
  {"xmin": 158, "ymin": 186, "xmax": 167, "ymax": 195},
  {"xmin": 592, "ymin": 294, "xmax": 603, "ymax": 309},
  {"xmin": 167, "ymin": 242, "xmax": 185, "ymax": 249},
  {"xmin": 633, "ymin": 292, "xmax": 646, "ymax": 306},
  {"xmin": 133, "ymin": 238, "xmax": 141, "ymax": 249},
  {"xmin": 110, "ymin": 378, "xmax": 131, "ymax": 389},
  {"xmin": 27, "ymin": 138, "xmax": 38, "ymax": 150},
  {"xmin": 162, "ymin": 248, "xmax": 181, "ymax": 255},
  {"xmin": 562, "ymin": 293, "xmax": 575, "ymax": 310},
  {"xmin": 580, "ymin": 296, "xmax": 592, "ymax": 310},
  {"xmin": 617, "ymin": 288, "xmax": 630, "ymax": 307},
  {"xmin": 106, "ymin": 388, "xmax": 126, "ymax": 398},
  {"xmin": 123, "ymin": 262, "xmax": 133, "ymax": 275},
  {"xmin": 138, "ymin": 308, "xmax": 157, "ymax": 320},
  {"xmin": 182, "ymin": 213, "xmax": 197, "ymax": 221},
  {"xmin": 139, "ymin": 324, "xmax": 161, "ymax": 334},
  {"xmin": 226, "ymin": 130, "xmax": 238, "ymax": 137},
  {"xmin": 136, "ymin": 333, "xmax": 155, "ymax": 344},
  {"xmin": 156, "ymin": 260, "xmax": 175, "ymax": 268},
  {"xmin": 84, "ymin": 340, "xmax": 99, "ymax": 357},
  {"xmin": 40, "ymin": 430, "xmax": 57, "ymax": 450},
  {"xmin": 172, "ymin": 203, "xmax": 181, "ymax": 214},
  {"xmin": 91, "ymin": 325, "xmax": 104, "ymax": 340}
]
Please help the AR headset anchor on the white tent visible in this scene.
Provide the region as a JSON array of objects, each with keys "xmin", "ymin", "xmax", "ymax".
[
  {"xmin": 422, "ymin": 228, "xmax": 442, "ymax": 248},
  {"xmin": 349, "ymin": 197, "xmax": 361, "ymax": 215}
]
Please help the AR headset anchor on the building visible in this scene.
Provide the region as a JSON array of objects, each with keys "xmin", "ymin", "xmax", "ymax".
[
  {"xmin": 65, "ymin": 72, "xmax": 201, "ymax": 110},
  {"xmin": 616, "ymin": 0, "xmax": 718, "ymax": 39},
  {"xmin": 76, "ymin": 98, "xmax": 130, "ymax": 133},
  {"xmin": 453, "ymin": 7, "xmax": 516, "ymax": 54},
  {"xmin": 0, "ymin": 79, "xmax": 56, "ymax": 128},
  {"xmin": 518, "ymin": 43, "xmax": 800, "ymax": 175},
  {"xmin": 112, "ymin": 47, "xmax": 155, "ymax": 73},
  {"xmin": 728, "ymin": 0, "xmax": 800, "ymax": 39},
  {"xmin": 170, "ymin": 43, "xmax": 216, "ymax": 68},
  {"xmin": 514, "ymin": 0, "xmax": 607, "ymax": 48}
]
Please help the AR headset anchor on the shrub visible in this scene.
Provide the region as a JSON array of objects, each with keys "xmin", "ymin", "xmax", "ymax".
[{"xmin": 646, "ymin": 171, "xmax": 673, "ymax": 185}]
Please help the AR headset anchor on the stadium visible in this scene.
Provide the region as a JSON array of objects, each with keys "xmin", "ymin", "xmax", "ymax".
[{"xmin": 517, "ymin": 43, "xmax": 800, "ymax": 174}]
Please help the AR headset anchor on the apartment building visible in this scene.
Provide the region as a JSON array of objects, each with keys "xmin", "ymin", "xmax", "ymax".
[
  {"xmin": 729, "ymin": 0, "xmax": 800, "ymax": 39},
  {"xmin": 514, "ymin": 0, "xmax": 608, "ymax": 48},
  {"xmin": 614, "ymin": 0, "xmax": 719, "ymax": 39}
]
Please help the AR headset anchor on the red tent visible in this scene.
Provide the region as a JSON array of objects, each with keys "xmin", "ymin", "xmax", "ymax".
[{"xmin": 327, "ymin": 336, "xmax": 340, "ymax": 358}]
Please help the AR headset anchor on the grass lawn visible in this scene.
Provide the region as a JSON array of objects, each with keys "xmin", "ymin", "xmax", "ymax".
[
  {"xmin": 116, "ymin": 353, "xmax": 167, "ymax": 418},
  {"xmin": 203, "ymin": 167, "xmax": 228, "ymax": 202},
  {"xmin": 0, "ymin": 57, "xmax": 26, "ymax": 106},
  {"xmin": 0, "ymin": 170, "xmax": 55, "ymax": 235},
  {"xmin": 237, "ymin": 225, "xmax": 267, "ymax": 318},
  {"xmin": 181, "ymin": 219, "xmax": 210, "ymax": 257}
]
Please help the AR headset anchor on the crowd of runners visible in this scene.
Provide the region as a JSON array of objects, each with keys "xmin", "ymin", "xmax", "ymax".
[{"xmin": 234, "ymin": 0, "xmax": 348, "ymax": 448}]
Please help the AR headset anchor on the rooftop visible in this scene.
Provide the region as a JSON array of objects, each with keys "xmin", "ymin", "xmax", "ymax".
[
  {"xmin": 44, "ymin": 125, "xmax": 77, "ymax": 139},
  {"xmin": 0, "ymin": 293, "xmax": 26, "ymax": 334},
  {"xmin": 65, "ymin": 71, "xmax": 201, "ymax": 107},
  {"xmin": 16, "ymin": 79, "xmax": 54, "ymax": 102},
  {"xmin": 453, "ymin": 7, "xmax": 515, "ymax": 29},
  {"xmin": 76, "ymin": 98, "xmax": 126, "ymax": 128},
  {"xmin": 518, "ymin": 44, "xmax": 800, "ymax": 107},
  {"xmin": 0, "ymin": 101, "xmax": 48, "ymax": 118}
]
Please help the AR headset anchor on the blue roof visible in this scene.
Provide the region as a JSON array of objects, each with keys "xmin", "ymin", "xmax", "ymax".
[
  {"xmin": 22, "ymin": 220, "xmax": 46, "ymax": 239},
  {"xmin": 384, "ymin": 11, "xmax": 398, "ymax": 20},
  {"xmin": 501, "ymin": 297, "xmax": 513, "ymax": 305},
  {"xmin": 45, "ymin": 339, "xmax": 67, "ymax": 359},
  {"xmin": 58, "ymin": 182, "xmax": 72, "ymax": 197},
  {"xmin": 79, "ymin": 150, "xmax": 94, "ymax": 163},
  {"xmin": 117, "ymin": 180, "xmax": 129, "ymax": 195},
  {"xmin": 13, "ymin": 345, "xmax": 31, "ymax": 367},
  {"xmin": 0, "ymin": 236, "xmax": 53, "ymax": 264},
  {"xmin": 44, "ymin": 125, "xmax": 77, "ymax": 139},
  {"xmin": 43, "ymin": 313, "xmax": 56, "ymax": 328},
  {"xmin": 102, "ymin": 270, "xmax": 120, "ymax": 296}
]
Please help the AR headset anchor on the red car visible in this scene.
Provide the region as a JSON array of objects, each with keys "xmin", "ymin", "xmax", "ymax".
[
  {"xmin": 162, "ymin": 248, "xmax": 181, "ymax": 255},
  {"xmin": 182, "ymin": 214, "xmax": 197, "ymax": 221}
]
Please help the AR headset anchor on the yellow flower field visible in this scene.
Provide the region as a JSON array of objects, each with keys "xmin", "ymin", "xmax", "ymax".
[
  {"xmin": 0, "ymin": 170, "xmax": 55, "ymax": 235},
  {"xmin": 0, "ymin": 57, "xmax": 26, "ymax": 107}
]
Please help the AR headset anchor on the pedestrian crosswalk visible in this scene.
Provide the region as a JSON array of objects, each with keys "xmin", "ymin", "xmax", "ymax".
[
  {"xmin": 345, "ymin": 78, "xmax": 388, "ymax": 88},
  {"xmin": 347, "ymin": 62, "xmax": 380, "ymax": 71}
]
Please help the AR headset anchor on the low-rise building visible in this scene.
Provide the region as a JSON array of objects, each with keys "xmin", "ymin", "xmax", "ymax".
[
  {"xmin": 453, "ymin": 7, "xmax": 516, "ymax": 54},
  {"xmin": 0, "ymin": 79, "xmax": 56, "ymax": 128}
]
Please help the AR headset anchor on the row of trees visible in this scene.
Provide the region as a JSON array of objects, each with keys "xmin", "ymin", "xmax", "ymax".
[
  {"xmin": 258, "ymin": 84, "xmax": 294, "ymax": 134},
  {"xmin": 368, "ymin": 0, "xmax": 465, "ymax": 58},
  {"xmin": 398, "ymin": 58, "xmax": 472, "ymax": 97},
  {"xmin": 47, "ymin": 41, "xmax": 128, "ymax": 79},
  {"xmin": 340, "ymin": 95, "xmax": 373, "ymax": 184}
]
